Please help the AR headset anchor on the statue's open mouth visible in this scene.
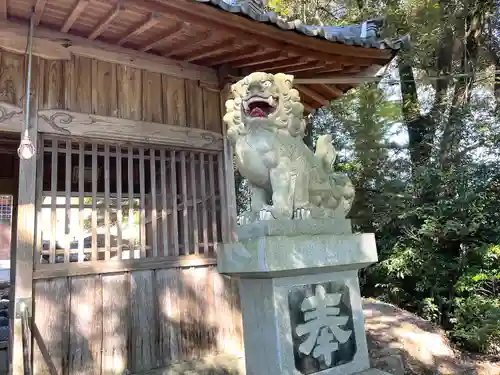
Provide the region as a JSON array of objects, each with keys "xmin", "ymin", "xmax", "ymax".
[{"xmin": 243, "ymin": 95, "xmax": 278, "ymax": 118}]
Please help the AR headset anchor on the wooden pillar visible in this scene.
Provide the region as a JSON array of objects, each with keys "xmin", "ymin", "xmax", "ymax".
[
  {"xmin": 11, "ymin": 104, "xmax": 38, "ymax": 375},
  {"xmin": 219, "ymin": 83, "xmax": 237, "ymax": 243}
]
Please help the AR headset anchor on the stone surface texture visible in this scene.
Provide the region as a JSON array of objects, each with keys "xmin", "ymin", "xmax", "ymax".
[
  {"xmin": 217, "ymin": 219, "xmax": 378, "ymax": 278},
  {"xmin": 224, "ymin": 72, "xmax": 355, "ymax": 223},
  {"xmin": 237, "ymin": 271, "xmax": 371, "ymax": 375},
  {"xmin": 218, "ymin": 217, "xmax": 378, "ymax": 375}
]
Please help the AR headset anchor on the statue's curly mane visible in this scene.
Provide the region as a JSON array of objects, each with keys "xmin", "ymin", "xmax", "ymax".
[{"xmin": 224, "ymin": 72, "xmax": 306, "ymax": 142}]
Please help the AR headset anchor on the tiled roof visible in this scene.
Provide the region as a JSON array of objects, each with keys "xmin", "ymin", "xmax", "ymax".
[{"xmin": 194, "ymin": 0, "xmax": 408, "ymax": 51}]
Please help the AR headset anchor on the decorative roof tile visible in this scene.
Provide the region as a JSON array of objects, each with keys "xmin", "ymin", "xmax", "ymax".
[{"xmin": 194, "ymin": 0, "xmax": 408, "ymax": 51}]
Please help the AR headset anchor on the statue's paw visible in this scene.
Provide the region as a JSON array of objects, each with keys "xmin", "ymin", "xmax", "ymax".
[
  {"xmin": 258, "ymin": 208, "xmax": 275, "ymax": 221},
  {"xmin": 292, "ymin": 203, "xmax": 320, "ymax": 220},
  {"xmin": 258, "ymin": 205, "xmax": 293, "ymax": 221},
  {"xmin": 293, "ymin": 207, "xmax": 312, "ymax": 219},
  {"xmin": 237, "ymin": 211, "xmax": 258, "ymax": 225}
]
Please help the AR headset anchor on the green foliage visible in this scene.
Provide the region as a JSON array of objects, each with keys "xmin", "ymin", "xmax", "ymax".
[
  {"xmin": 451, "ymin": 245, "xmax": 500, "ymax": 352},
  {"xmin": 451, "ymin": 295, "xmax": 500, "ymax": 353},
  {"xmin": 238, "ymin": 0, "xmax": 500, "ymax": 356},
  {"xmin": 363, "ymin": 164, "xmax": 500, "ymax": 354}
]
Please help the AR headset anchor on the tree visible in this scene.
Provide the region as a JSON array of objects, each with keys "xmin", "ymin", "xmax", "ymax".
[{"xmin": 255, "ymin": 0, "xmax": 500, "ymax": 354}]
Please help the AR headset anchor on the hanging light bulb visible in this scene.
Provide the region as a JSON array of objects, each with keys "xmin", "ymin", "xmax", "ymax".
[
  {"xmin": 18, "ymin": 11, "xmax": 36, "ymax": 160},
  {"xmin": 17, "ymin": 129, "xmax": 36, "ymax": 160}
]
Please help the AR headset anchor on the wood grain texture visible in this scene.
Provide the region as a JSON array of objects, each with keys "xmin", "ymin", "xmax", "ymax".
[
  {"xmin": 185, "ymin": 80, "xmax": 204, "ymax": 129},
  {"xmin": 156, "ymin": 268, "xmax": 181, "ymax": 366},
  {"xmin": 74, "ymin": 56, "xmax": 93, "ymax": 113},
  {"xmin": 116, "ymin": 64, "xmax": 142, "ymax": 121},
  {"xmin": 142, "ymin": 71, "xmax": 163, "ymax": 123},
  {"xmin": 42, "ymin": 60, "xmax": 65, "ymax": 109},
  {"xmin": 31, "ymin": 265, "xmax": 242, "ymax": 375},
  {"xmin": 12, "ymin": 60, "xmax": 40, "ymax": 375},
  {"xmin": 130, "ymin": 270, "xmax": 157, "ymax": 372},
  {"xmin": 92, "ymin": 59, "xmax": 118, "ymax": 117},
  {"xmin": 0, "ymin": 50, "xmax": 224, "ymax": 137},
  {"xmin": 33, "ymin": 278, "xmax": 70, "ymax": 375},
  {"xmin": 31, "ymin": 106, "xmax": 223, "ymax": 149},
  {"xmin": 162, "ymin": 75, "xmax": 187, "ymax": 127},
  {"xmin": 0, "ymin": 101, "xmax": 23, "ymax": 132},
  {"xmin": 203, "ymin": 89, "xmax": 222, "ymax": 133},
  {"xmin": 0, "ymin": 19, "xmax": 218, "ymax": 84},
  {"xmin": 102, "ymin": 274, "xmax": 129, "ymax": 375},
  {"xmin": 0, "ymin": 51, "xmax": 24, "ymax": 106},
  {"xmin": 69, "ymin": 276, "xmax": 103, "ymax": 375}
]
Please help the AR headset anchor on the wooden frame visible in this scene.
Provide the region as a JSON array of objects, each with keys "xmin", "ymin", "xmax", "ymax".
[
  {"xmin": 11, "ymin": 107, "xmax": 37, "ymax": 375},
  {"xmin": 33, "ymin": 254, "xmax": 217, "ymax": 279},
  {"xmin": 0, "ymin": 102, "xmax": 223, "ymax": 150},
  {"xmin": 0, "ymin": 19, "xmax": 218, "ymax": 85}
]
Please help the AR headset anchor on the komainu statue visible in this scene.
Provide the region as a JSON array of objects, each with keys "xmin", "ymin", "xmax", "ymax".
[{"xmin": 224, "ymin": 72, "xmax": 355, "ymax": 224}]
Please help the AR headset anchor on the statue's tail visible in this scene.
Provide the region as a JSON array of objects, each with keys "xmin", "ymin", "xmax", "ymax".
[{"xmin": 314, "ymin": 134, "xmax": 337, "ymax": 172}]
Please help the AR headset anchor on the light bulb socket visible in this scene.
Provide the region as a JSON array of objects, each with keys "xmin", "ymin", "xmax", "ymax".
[{"xmin": 17, "ymin": 136, "xmax": 36, "ymax": 160}]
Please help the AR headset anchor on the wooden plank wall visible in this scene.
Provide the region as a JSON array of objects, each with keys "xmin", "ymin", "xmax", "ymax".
[
  {"xmin": 0, "ymin": 49, "xmax": 242, "ymax": 374},
  {"xmin": 32, "ymin": 266, "xmax": 242, "ymax": 375},
  {"xmin": 0, "ymin": 50, "xmax": 222, "ymax": 133}
]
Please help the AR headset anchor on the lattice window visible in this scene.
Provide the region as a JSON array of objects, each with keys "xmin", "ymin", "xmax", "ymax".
[
  {"xmin": 36, "ymin": 136, "xmax": 225, "ymax": 264},
  {"xmin": 0, "ymin": 195, "xmax": 13, "ymax": 221}
]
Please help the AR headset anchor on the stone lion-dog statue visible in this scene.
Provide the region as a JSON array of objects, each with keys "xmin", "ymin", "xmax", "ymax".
[{"xmin": 224, "ymin": 72, "xmax": 355, "ymax": 224}]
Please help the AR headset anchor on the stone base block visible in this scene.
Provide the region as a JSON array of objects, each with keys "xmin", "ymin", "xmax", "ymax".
[
  {"xmin": 217, "ymin": 220, "xmax": 379, "ymax": 375},
  {"xmin": 217, "ymin": 221, "xmax": 378, "ymax": 279},
  {"xmin": 238, "ymin": 270, "xmax": 370, "ymax": 375}
]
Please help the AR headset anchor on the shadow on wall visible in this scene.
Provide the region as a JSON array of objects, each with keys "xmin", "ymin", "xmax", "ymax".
[{"xmin": 31, "ymin": 260, "xmax": 244, "ymax": 375}]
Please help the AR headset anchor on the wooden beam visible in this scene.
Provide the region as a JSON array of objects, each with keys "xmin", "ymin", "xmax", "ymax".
[
  {"xmin": 295, "ymin": 76, "xmax": 381, "ymax": 84},
  {"xmin": 293, "ymin": 62, "xmax": 343, "ymax": 76},
  {"xmin": 202, "ymin": 46, "xmax": 261, "ymax": 66},
  {"xmin": 117, "ymin": 11, "xmax": 162, "ymax": 45},
  {"xmin": 34, "ymin": 106, "xmax": 224, "ymax": 150},
  {"xmin": 140, "ymin": 22, "xmax": 184, "ymax": 52},
  {"xmin": 168, "ymin": 36, "xmax": 230, "ymax": 60},
  {"xmin": 163, "ymin": 32, "xmax": 213, "ymax": 58},
  {"xmin": 283, "ymin": 61, "xmax": 328, "ymax": 74},
  {"xmin": 88, "ymin": 2, "xmax": 123, "ymax": 40},
  {"xmin": 304, "ymin": 65, "xmax": 364, "ymax": 77},
  {"xmin": 184, "ymin": 39, "xmax": 235, "ymax": 62},
  {"xmin": 0, "ymin": 0, "xmax": 7, "ymax": 20},
  {"xmin": 0, "ymin": 31, "xmax": 71, "ymax": 60},
  {"xmin": 61, "ymin": 0, "xmax": 90, "ymax": 32},
  {"xmin": 303, "ymin": 102, "xmax": 314, "ymax": 114},
  {"xmin": 33, "ymin": 254, "xmax": 217, "ymax": 279},
  {"xmin": 320, "ymin": 84, "xmax": 344, "ymax": 98},
  {"xmin": 217, "ymin": 64, "xmax": 240, "ymax": 89},
  {"xmin": 231, "ymin": 51, "xmax": 289, "ymax": 68},
  {"xmin": 0, "ymin": 19, "xmax": 217, "ymax": 83},
  {"xmin": 34, "ymin": 0, "xmax": 48, "ymax": 25},
  {"xmin": 295, "ymin": 85, "xmax": 330, "ymax": 107},
  {"xmin": 122, "ymin": 0, "xmax": 392, "ymax": 63},
  {"xmin": 0, "ymin": 102, "xmax": 23, "ymax": 133},
  {"xmin": 243, "ymin": 56, "xmax": 305, "ymax": 72}
]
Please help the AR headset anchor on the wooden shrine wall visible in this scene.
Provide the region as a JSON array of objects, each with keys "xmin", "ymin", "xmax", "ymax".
[
  {"xmin": 33, "ymin": 266, "xmax": 242, "ymax": 375},
  {"xmin": 0, "ymin": 50, "xmax": 222, "ymax": 134},
  {"xmin": 0, "ymin": 49, "xmax": 242, "ymax": 375}
]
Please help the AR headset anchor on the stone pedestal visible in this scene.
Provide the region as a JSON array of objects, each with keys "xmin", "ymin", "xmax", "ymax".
[{"xmin": 217, "ymin": 218, "xmax": 389, "ymax": 375}]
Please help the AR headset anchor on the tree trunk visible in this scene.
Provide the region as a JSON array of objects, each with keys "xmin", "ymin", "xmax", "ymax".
[
  {"xmin": 439, "ymin": 7, "xmax": 482, "ymax": 168},
  {"xmin": 398, "ymin": 55, "xmax": 432, "ymax": 169}
]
